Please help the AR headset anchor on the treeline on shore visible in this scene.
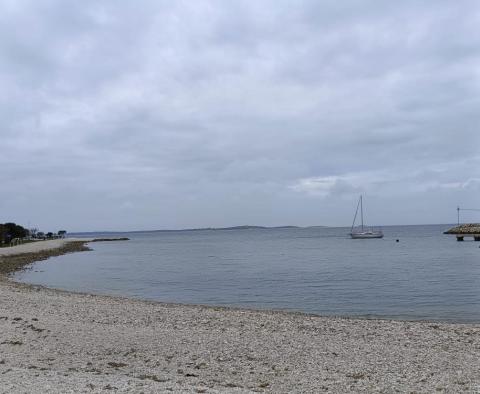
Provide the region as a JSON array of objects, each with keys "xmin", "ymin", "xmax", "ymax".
[{"xmin": 0, "ymin": 222, "xmax": 67, "ymax": 246}]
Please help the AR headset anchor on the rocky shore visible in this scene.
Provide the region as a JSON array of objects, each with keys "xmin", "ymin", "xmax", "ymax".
[{"xmin": 1, "ymin": 241, "xmax": 479, "ymax": 393}]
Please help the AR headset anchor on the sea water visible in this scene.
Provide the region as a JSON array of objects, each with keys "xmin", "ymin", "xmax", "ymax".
[{"xmin": 14, "ymin": 225, "xmax": 480, "ymax": 322}]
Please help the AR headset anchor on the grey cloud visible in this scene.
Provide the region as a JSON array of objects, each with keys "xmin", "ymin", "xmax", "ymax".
[{"xmin": 1, "ymin": 0, "xmax": 479, "ymax": 230}]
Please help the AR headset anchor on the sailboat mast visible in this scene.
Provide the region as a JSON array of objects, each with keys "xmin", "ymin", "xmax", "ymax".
[
  {"xmin": 351, "ymin": 196, "xmax": 361, "ymax": 232},
  {"xmin": 360, "ymin": 195, "xmax": 364, "ymax": 230}
]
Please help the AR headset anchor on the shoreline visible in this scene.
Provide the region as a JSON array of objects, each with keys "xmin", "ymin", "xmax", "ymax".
[
  {"xmin": 1, "ymin": 240, "xmax": 479, "ymax": 392},
  {"xmin": 5, "ymin": 239, "xmax": 477, "ymax": 326},
  {"xmin": 0, "ymin": 239, "xmax": 91, "ymax": 276}
]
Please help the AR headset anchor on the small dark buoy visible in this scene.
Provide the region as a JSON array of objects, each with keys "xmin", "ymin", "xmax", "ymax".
[{"xmin": 396, "ymin": 239, "xmax": 399, "ymax": 242}]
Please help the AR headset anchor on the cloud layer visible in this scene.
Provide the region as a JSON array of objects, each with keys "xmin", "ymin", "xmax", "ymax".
[{"xmin": 1, "ymin": 0, "xmax": 479, "ymax": 230}]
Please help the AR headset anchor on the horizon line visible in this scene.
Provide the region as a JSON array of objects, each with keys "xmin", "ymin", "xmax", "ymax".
[{"xmin": 68, "ymin": 222, "xmax": 459, "ymax": 234}]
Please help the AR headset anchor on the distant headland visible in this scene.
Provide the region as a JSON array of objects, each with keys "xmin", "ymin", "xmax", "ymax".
[
  {"xmin": 176, "ymin": 225, "xmax": 301, "ymax": 231},
  {"xmin": 72, "ymin": 225, "xmax": 330, "ymax": 235}
]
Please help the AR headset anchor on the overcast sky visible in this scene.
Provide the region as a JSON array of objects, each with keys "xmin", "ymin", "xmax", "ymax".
[{"xmin": 1, "ymin": 0, "xmax": 479, "ymax": 231}]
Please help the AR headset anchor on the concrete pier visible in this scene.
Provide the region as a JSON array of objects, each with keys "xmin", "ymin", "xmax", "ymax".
[{"xmin": 455, "ymin": 235, "xmax": 480, "ymax": 241}]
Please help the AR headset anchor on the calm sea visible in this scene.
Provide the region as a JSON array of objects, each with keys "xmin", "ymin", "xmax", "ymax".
[{"xmin": 14, "ymin": 225, "xmax": 480, "ymax": 322}]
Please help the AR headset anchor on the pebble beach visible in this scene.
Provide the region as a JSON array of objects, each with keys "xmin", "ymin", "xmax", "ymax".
[{"xmin": 0, "ymin": 240, "xmax": 479, "ymax": 393}]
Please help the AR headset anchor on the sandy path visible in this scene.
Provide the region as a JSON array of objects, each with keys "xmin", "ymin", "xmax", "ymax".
[{"xmin": 0, "ymin": 242, "xmax": 479, "ymax": 393}]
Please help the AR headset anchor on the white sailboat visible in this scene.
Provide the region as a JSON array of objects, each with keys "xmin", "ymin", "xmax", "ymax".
[{"xmin": 350, "ymin": 196, "xmax": 383, "ymax": 239}]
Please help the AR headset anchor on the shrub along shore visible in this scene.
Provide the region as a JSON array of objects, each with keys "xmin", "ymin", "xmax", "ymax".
[{"xmin": 0, "ymin": 239, "xmax": 479, "ymax": 393}]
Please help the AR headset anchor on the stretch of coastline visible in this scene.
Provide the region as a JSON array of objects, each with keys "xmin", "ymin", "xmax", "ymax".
[{"xmin": 0, "ymin": 240, "xmax": 479, "ymax": 393}]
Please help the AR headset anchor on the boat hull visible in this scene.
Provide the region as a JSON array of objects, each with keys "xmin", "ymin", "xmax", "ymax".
[{"xmin": 350, "ymin": 232, "xmax": 384, "ymax": 239}]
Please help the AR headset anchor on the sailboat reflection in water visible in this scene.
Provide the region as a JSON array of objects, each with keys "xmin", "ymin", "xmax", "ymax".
[{"xmin": 350, "ymin": 196, "xmax": 384, "ymax": 239}]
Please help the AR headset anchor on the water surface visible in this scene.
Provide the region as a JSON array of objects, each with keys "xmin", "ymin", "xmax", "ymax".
[{"xmin": 14, "ymin": 225, "xmax": 480, "ymax": 322}]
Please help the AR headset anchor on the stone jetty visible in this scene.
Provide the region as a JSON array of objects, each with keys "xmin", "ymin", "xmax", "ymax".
[{"xmin": 444, "ymin": 223, "xmax": 480, "ymax": 241}]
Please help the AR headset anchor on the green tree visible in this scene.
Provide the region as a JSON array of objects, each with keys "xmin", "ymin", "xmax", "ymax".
[{"xmin": 3, "ymin": 223, "xmax": 28, "ymax": 240}]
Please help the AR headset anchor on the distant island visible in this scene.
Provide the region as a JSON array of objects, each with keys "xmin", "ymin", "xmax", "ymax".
[
  {"xmin": 196, "ymin": 225, "xmax": 301, "ymax": 231},
  {"xmin": 71, "ymin": 225, "xmax": 329, "ymax": 235}
]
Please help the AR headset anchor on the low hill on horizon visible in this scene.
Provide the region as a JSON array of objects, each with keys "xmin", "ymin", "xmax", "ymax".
[{"xmin": 70, "ymin": 225, "xmax": 333, "ymax": 235}]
